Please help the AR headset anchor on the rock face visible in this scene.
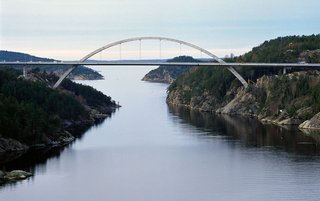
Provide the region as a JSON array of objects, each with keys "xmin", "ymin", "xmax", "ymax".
[
  {"xmin": 167, "ymin": 71, "xmax": 320, "ymax": 127},
  {"xmin": 299, "ymin": 49, "xmax": 320, "ymax": 63},
  {"xmin": 0, "ymin": 170, "xmax": 33, "ymax": 184},
  {"xmin": 299, "ymin": 112, "xmax": 320, "ymax": 130},
  {"xmin": 142, "ymin": 69, "xmax": 176, "ymax": 84},
  {"xmin": 46, "ymin": 131, "xmax": 75, "ymax": 146},
  {"xmin": 216, "ymin": 87, "xmax": 260, "ymax": 116},
  {"xmin": 4, "ymin": 170, "xmax": 32, "ymax": 181},
  {"xmin": 167, "ymin": 89, "xmax": 221, "ymax": 111}
]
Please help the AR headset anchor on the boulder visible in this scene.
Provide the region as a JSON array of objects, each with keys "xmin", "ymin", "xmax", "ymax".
[
  {"xmin": 4, "ymin": 170, "xmax": 33, "ymax": 181},
  {"xmin": 299, "ymin": 112, "xmax": 320, "ymax": 130}
]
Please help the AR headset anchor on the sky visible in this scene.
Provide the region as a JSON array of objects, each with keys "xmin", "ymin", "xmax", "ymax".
[{"xmin": 0, "ymin": 0, "xmax": 319, "ymax": 60}]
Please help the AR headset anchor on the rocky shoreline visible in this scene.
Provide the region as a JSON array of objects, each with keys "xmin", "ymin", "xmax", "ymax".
[
  {"xmin": 0, "ymin": 170, "xmax": 33, "ymax": 184},
  {"xmin": 167, "ymin": 71, "xmax": 320, "ymax": 133},
  {"xmin": 0, "ymin": 104, "xmax": 118, "ymax": 154},
  {"xmin": 0, "ymin": 104, "xmax": 118, "ymax": 186}
]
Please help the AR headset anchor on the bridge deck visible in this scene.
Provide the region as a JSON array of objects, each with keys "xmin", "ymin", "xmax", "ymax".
[{"xmin": 0, "ymin": 61, "xmax": 320, "ymax": 68}]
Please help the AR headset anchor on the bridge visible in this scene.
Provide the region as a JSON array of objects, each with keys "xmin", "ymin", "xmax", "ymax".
[{"xmin": 1, "ymin": 36, "xmax": 320, "ymax": 89}]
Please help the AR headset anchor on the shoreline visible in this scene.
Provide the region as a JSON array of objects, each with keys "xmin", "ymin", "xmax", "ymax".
[
  {"xmin": 0, "ymin": 105, "xmax": 118, "ymax": 185},
  {"xmin": 166, "ymin": 101, "xmax": 320, "ymax": 135},
  {"xmin": 0, "ymin": 104, "xmax": 119, "ymax": 158},
  {"xmin": 166, "ymin": 71, "xmax": 320, "ymax": 134}
]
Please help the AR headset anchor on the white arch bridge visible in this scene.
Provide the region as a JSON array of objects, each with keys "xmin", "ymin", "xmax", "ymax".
[{"xmin": 1, "ymin": 36, "xmax": 320, "ymax": 89}]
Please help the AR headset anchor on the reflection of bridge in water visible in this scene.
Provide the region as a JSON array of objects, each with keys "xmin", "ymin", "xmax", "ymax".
[{"xmin": 1, "ymin": 36, "xmax": 320, "ymax": 89}]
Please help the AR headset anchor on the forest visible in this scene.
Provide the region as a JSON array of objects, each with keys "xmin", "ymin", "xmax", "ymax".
[
  {"xmin": 0, "ymin": 68, "xmax": 115, "ymax": 145},
  {"xmin": 169, "ymin": 34, "xmax": 320, "ymax": 103}
]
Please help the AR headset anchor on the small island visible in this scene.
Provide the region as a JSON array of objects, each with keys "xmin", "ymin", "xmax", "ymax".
[{"xmin": 142, "ymin": 56, "xmax": 200, "ymax": 84}]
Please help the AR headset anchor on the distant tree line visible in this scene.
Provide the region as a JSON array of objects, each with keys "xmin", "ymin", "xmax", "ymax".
[{"xmin": 0, "ymin": 50, "xmax": 103, "ymax": 79}]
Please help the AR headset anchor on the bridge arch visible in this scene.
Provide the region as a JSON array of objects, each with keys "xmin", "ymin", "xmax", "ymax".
[{"xmin": 53, "ymin": 37, "xmax": 248, "ymax": 88}]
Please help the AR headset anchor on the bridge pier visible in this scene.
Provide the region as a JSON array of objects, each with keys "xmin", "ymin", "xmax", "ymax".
[
  {"xmin": 23, "ymin": 66, "xmax": 27, "ymax": 78},
  {"xmin": 283, "ymin": 67, "xmax": 287, "ymax": 74}
]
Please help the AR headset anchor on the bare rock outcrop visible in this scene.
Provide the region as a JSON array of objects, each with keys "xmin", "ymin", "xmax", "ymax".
[
  {"xmin": 168, "ymin": 71, "xmax": 320, "ymax": 128},
  {"xmin": 299, "ymin": 112, "xmax": 320, "ymax": 130},
  {"xmin": 216, "ymin": 86, "xmax": 260, "ymax": 116}
]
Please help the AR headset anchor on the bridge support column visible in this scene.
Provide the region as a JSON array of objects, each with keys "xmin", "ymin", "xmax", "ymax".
[
  {"xmin": 23, "ymin": 66, "xmax": 27, "ymax": 78},
  {"xmin": 283, "ymin": 67, "xmax": 287, "ymax": 74}
]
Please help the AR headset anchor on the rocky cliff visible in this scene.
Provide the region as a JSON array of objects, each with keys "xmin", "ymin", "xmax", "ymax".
[
  {"xmin": 167, "ymin": 34, "xmax": 320, "ymax": 131},
  {"xmin": 167, "ymin": 71, "xmax": 320, "ymax": 130}
]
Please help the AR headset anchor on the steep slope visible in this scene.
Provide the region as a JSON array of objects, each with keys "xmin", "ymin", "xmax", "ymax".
[
  {"xmin": 217, "ymin": 71, "xmax": 320, "ymax": 123},
  {"xmin": 167, "ymin": 34, "xmax": 320, "ymax": 128}
]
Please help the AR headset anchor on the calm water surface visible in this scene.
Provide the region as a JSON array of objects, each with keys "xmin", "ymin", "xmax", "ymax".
[{"xmin": 1, "ymin": 66, "xmax": 320, "ymax": 201}]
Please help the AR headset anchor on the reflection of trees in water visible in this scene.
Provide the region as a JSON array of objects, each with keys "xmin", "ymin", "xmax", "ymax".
[
  {"xmin": 168, "ymin": 105, "xmax": 320, "ymax": 155},
  {"xmin": 0, "ymin": 113, "xmax": 113, "ymax": 177}
]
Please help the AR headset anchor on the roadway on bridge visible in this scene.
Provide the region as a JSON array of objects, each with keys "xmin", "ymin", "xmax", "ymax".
[{"xmin": 1, "ymin": 61, "xmax": 320, "ymax": 68}]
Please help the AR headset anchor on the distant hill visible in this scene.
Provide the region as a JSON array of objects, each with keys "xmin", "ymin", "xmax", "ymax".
[
  {"xmin": 0, "ymin": 51, "xmax": 55, "ymax": 62},
  {"xmin": 142, "ymin": 56, "xmax": 201, "ymax": 84},
  {"xmin": 0, "ymin": 50, "xmax": 103, "ymax": 80}
]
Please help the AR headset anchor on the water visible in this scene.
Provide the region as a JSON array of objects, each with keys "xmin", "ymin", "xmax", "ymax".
[{"xmin": 1, "ymin": 66, "xmax": 320, "ymax": 201}]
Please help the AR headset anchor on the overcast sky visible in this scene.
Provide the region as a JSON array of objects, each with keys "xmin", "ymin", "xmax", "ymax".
[{"xmin": 1, "ymin": 0, "xmax": 319, "ymax": 60}]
